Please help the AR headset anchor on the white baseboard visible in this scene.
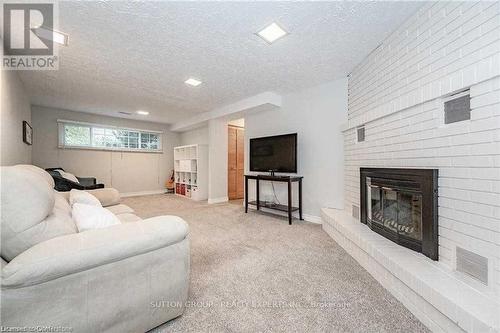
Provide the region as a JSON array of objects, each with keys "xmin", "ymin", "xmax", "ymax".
[
  {"xmin": 121, "ymin": 189, "xmax": 166, "ymax": 198},
  {"xmin": 208, "ymin": 196, "xmax": 228, "ymax": 204},
  {"xmin": 246, "ymin": 204, "xmax": 321, "ymax": 224}
]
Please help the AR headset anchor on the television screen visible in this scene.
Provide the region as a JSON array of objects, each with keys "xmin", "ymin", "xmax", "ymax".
[{"xmin": 249, "ymin": 133, "xmax": 297, "ymax": 173}]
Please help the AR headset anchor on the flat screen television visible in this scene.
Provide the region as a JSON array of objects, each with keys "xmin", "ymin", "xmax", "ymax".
[{"xmin": 249, "ymin": 133, "xmax": 297, "ymax": 173}]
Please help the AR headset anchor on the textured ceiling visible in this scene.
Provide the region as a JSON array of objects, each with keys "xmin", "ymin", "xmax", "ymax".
[{"xmin": 20, "ymin": 1, "xmax": 424, "ymax": 124}]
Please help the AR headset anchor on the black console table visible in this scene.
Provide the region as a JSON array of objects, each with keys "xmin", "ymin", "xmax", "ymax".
[{"xmin": 244, "ymin": 175, "xmax": 303, "ymax": 225}]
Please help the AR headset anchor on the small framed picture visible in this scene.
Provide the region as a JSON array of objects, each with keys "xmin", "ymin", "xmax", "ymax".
[{"xmin": 23, "ymin": 121, "xmax": 33, "ymax": 145}]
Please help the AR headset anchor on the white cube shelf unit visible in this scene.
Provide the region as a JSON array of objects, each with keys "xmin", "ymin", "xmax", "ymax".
[{"xmin": 174, "ymin": 144, "xmax": 208, "ymax": 201}]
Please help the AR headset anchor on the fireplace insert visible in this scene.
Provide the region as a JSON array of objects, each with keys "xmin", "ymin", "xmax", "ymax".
[{"xmin": 360, "ymin": 168, "xmax": 438, "ymax": 260}]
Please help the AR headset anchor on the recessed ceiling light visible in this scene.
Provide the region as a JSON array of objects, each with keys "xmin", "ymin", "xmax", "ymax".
[
  {"xmin": 257, "ymin": 22, "xmax": 288, "ymax": 44},
  {"xmin": 34, "ymin": 27, "xmax": 69, "ymax": 46},
  {"xmin": 136, "ymin": 110, "xmax": 149, "ymax": 115},
  {"xmin": 185, "ymin": 78, "xmax": 202, "ymax": 87}
]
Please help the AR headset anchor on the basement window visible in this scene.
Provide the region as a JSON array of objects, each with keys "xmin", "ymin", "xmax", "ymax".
[
  {"xmin": 357, "ymin": 126, "xmax": 365, "ymax": 142},
  {"xmin": 444, "ymin": 90, "xmax": 471, "ymax": 124},
  {"xmin": 57, "ymin": 120, "xmax": 163, "ymax": 152}
]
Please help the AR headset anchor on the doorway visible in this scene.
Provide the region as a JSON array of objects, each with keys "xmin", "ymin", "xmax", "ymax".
[{"xmin": 228, "ymin": 119, "xmax": 244, "ymax": 200}]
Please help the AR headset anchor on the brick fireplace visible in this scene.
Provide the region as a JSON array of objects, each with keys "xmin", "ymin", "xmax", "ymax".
[{"xmin": 321, "ymin": 2, "xmax": 499, "ymax": 331}]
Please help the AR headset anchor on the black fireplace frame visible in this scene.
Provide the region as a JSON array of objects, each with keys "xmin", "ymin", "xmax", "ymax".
[{"xmin": 360, "ymin": 168, "xmax": 438, "ymax": 260}]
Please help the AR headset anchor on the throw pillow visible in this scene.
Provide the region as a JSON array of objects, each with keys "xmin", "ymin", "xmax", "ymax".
[
  {"xmin": 72, "ymin": 203, "xmax": 121, "ymax": 232},
  {"xmin": 69, "ymin": 189, "xmax": 102, "ymax": 207},
  {"xmin": 56, "ymin": 170, "xmax": 80, "ymax": 183}
]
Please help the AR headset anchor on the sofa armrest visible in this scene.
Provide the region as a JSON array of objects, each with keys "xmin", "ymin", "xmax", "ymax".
[
  {"xmin": 86, "ymin": 187, "xmax": 120, "ymax": 207},
  {"xmin": 2, "ymin": 216, "xmax": 188, "ymax": 288}
]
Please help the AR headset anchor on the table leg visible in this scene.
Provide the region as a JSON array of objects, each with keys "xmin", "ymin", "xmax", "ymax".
[
  {"xmin": 288, "ymin": 180, "xmax": 292, "ymax": 225},
  {"xmin": 256, "ymin": 178, "xmax": 260, "ymax": 211},
  {"xmin": 245, "ymin": 176, "xmax": 248, "ymax": 213},
  {"xmin": 299, "ymin": 179, "xmax": 303, "ymax": 220}
]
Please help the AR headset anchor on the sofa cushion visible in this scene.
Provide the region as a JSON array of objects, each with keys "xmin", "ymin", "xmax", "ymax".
[
  {"xmin": 116, "ymin": 213, "xmax": 142, "ymax": 223},
  {"xmin": 69, "ymin": 189, "xmax": 101, "ymax": 207},
  {"xmin": 3, "ymin": 209, "xmax": 78, "ymax": 260},
  {"xmin": 106, "ymin": 204, "xmax": 134, "ymax": 215},
  {"xmin": 1, "ymin": 166, "xmax": 76, "ymax": 261},
  {"xmin": 15, "ymin": 165, "xmax": 55, "ymax": 188},
  {"xmin": 54, "ymin": 191, "xmax": 72, "ymax": 215},
  {"xmin": 72, "ymin": 203, "xmax": 121, "ymax": 232},
  {"xmin": 56, "ymin": 190, "xmax": 70, "ymax": 201}
]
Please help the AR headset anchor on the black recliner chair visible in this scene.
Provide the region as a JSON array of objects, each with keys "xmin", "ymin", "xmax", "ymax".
[{"xmin": 45, "ymin": 167, "xmax": 105, "ymax": 192}]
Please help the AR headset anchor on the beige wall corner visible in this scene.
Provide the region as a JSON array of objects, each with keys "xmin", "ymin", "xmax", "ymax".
[{"xmin": 1, "ymin": 71, "xmax": 32, "ymax": 166}]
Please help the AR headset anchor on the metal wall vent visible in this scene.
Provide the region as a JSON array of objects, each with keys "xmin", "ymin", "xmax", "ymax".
[
  {"xmin": 444, "ymin": 90, "xmax": 470, "ymax": 124},
  {"xmin": 352, "ymin": 204, "xmax": 360, "ymax": 219},
  {"xmin": 357, "ymin": 126, "xmax": 365, "ymax": 142},
  {"xmin": 456, "ymin": 247, "xmax": 488, "ymax": 284}
]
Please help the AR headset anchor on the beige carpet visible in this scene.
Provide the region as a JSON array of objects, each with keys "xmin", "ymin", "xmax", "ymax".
[{"xmin": 123, "ymin": 194, "xmax": 429, "ymax": 333}]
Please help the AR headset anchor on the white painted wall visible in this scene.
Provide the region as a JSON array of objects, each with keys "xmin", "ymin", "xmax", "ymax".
[
  {"xmin": 228, "ymin": 118, "xmax": 244, "ymax": 127},
  {"xmin": 31, "ymin": 106, "xmax": 181, "ymax": 195},
  {"xmin": 179, "ymin": 126, "xmax": 209, "ymax": 145},
  {"xmin": 245, "ymin": 79, "xmax": 348, "ymax": 219},
  {"xmin": 207, "ymin": 118, "xmax": 229, "ymax": 203},
  {"xmin": 1, "ymin": 71, "xmax": 32, "ymax": 166},
  {"xmin": 344, "ymin": 1, "xmax": 500, "ymax": 293}
]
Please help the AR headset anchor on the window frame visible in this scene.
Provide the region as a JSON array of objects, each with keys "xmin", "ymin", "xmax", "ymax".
[{"xmin": 57, "ymin": 119, "xmax": 163, "ymax": 153}]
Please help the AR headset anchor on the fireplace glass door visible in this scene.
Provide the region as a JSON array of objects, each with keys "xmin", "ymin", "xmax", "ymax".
[
  {"xmin": 366, "ymin": 178, "xmax": 381, "ymax": 222},
  {"xmin": 397, "ymin": 192, "xmax": 422, "ymax": 241},
  {"xmin": 366, "ymin": 177, "xmax": 422, "ymax": 242},
  {"xmin": 382, "ymin": 188, "xmax": 398, "ymax": 233}
]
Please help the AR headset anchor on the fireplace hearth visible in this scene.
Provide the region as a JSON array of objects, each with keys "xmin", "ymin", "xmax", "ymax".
[{"xmin": 360, "ymin": 168, "xmax": 438, "ymax": 260}]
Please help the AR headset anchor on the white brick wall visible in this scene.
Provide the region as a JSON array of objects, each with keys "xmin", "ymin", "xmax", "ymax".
[{"xmin": 345, "ymin": 1, "xmax": 500, "ymax": 293}]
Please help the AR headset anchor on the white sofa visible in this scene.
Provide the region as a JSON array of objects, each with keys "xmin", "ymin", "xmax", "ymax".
[{"xmin": 1, "ymin": 165, "xmax": 190, "ymax": 333}]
